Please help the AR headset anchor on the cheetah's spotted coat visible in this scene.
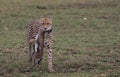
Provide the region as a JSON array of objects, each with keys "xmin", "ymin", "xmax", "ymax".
[{"xmin": 26, "ymin": 17, "xmax": 54, "ymax": 72}]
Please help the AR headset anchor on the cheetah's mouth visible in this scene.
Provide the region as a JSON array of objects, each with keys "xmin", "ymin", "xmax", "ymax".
[
  {"xmin": 39, "ymin": 27, "xmax": 52, "ymax": 33},
  {"xmin": 45, "ymin": 27, "xmax": 52, "ymax": 31},
  {"xmin": 44, "ymin": 28, "xmax": 53, "ymax": 33}
]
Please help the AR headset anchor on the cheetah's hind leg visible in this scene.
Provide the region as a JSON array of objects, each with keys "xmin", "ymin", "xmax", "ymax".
[
  {"xmin": 28, "ymin": 39, "xmax": 36, "ymax": 62},
  {"xmin": 28, "ymin": 45, "xmax": 32, "ymax": 62}
]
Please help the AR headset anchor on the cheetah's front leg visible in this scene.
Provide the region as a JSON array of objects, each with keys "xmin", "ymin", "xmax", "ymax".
[
  {"xmin": 47, "ymin": 47, "xmax": 54, "ymax": 72},
  {"xmin": 45, "ymin": 33, "xmax": 54, "ymax": 72}
]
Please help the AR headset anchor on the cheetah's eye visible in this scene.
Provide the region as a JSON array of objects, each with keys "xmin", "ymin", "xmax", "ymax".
[
  {"xmin": 41, "ymin": 23, "xmax": 45, "ymax": 25},
  {"xmin": 46, "ymin": 23, "xmax": 50, "ymax": 25}
]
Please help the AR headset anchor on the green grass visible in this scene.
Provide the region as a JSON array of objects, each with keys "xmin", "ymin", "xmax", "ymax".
[{"xmin": 0, "ymin": 0, "xmax": 120, "ymax": 77}]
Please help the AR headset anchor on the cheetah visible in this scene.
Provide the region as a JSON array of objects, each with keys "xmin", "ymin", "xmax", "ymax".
[{"xmin": 26, "ymin": 16, "xmax": 54, "ymax": 72}]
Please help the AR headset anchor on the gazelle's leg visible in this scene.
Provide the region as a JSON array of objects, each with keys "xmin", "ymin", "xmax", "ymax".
[
  {"xmin": 34, "ymin": 43, "xmax": 43, "ymax": 68},
  {"xmin": 32, "ymin": 44, "xmax": 35, "ymax": 66},
  {"xmin": 35, "ymin": 47, "xmax": 43, "ymax": 68}
]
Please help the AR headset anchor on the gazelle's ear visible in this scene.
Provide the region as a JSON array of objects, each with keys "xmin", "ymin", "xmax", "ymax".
[{"xmin": 48, "ymin": 16, "xmax": 53, "ymax": 19}]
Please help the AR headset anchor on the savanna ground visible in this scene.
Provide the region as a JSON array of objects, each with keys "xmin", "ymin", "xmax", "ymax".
[{"xmin": 0, "ymin": 0, "xmax": 120, "ymax": 77}]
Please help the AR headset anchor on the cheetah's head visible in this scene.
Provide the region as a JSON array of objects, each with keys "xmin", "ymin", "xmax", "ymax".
[{"xmin": 39, "ymin": 16, "xmax": 53, "ymax": 32}]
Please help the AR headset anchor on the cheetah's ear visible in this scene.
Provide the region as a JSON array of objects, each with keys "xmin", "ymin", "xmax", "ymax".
[
  {"xmin": 40, "ymin": 16, "xmax": 44, "ymax": 18},
  {"xmin": 48, "ymin": 16, "xmax": 53, "ymax": 19}
]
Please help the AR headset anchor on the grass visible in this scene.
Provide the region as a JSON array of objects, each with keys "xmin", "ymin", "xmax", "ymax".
[{"xmin": 0, "ymin": 0, "xmax": 120, "ymax": 77}]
